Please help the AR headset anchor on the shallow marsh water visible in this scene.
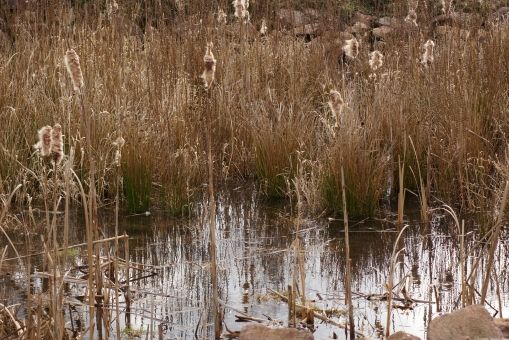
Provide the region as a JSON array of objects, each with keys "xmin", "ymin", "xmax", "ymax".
[{"xmin": 1, "ymin": 188, "xmax": 508, "ymax": 339}]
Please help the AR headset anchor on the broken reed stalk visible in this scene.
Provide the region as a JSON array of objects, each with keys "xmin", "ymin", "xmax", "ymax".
[
  {"xmin": 480, "ymin": 180, "xmax": 509, "ymax": 304},
  {"xmin": 397, "ymin": 154, "xmax": 405, "ymax": 227},
  {"xmin": 340, "ymin": 166, "xmax": 355, "ymax": 339},
  {"xmin": 385, "ymin": 224, "xmax": 409, "ymax": 337},
  {"xmin": 293, "ymin": 170, "xmax": 306, "ymax": 307},
  {"xmin": 460, "ymin": 220, "xmax": 466, "ymax": 307},
  {"xmin": 288, "ymin": 284, "xmax": 295, "ymax": 327},
  {"xmin": 124, "ymin": 233, "xmax": 131, "ymax": 328},
  {"xmin": 408, "ymin": 137, "xmax": 428, "ymax": 226},
  {"xmin": 113, "ymin": 148, "xmax": 122, "ymax": 339},
  {"xmin": 205, "ymin": 91, "xmax": 221, "ymax": 339},
  {"xmin": 440, "ymin": 205, "xmax": 467, "ymax": 307}
]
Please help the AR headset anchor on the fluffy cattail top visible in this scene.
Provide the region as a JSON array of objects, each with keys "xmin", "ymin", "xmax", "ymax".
[
  {"xmin": 328, "ymin": 90, "xmax": 344, "ymax": 124},
  {"xmin": 421, "ymin": 39, "xmax": 435, "ymax": 66},
  {"xmin": 405, "ymin": 9, "xmax": 418, "ymax": 26},
  {"xmin": 201, "ymin": 42, "xmax": 217, "ymax": 89},
  {"xmin": 233, "ymin": 0, "xmax": 249, "ymax": 22},
  {"xmin": 342, "ymin": 38, "xmax": 359, "ymax": 60},
  {"xmin": 369, "ymin": 50, "xmax": 384, "ymax": 71},
  {"xmin": 260, "ymin": 19, "xmax": 268, "ymax": 35},
  {"xmin": 113, "ymin": 136, "xmax": 125, "ymax": 167},
  {"xmin": 64, "ymin": 49, "xmax": 84, "ymax": 92},
  {"xmin": 217, "ymin": 9, "xmax": 227, "ymax": 25},
  {"xmin": 34, "ymin": 125, "xmax": 52, "ymax": 156},
  {"xmin": 441, "ymin": 0, "xmax": 452, "ymax": 15},
  {"xmin": 51, "ymin": 124, "xmax": 64, "ymax": 165}
]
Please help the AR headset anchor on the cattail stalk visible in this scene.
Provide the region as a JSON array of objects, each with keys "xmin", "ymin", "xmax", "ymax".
[
  {"xmin": 341, "ymin": 167, "xmax": 355, "ymax": 339},
  {"xmin": 202, "ymin": 43, "xmax": 221, "ymax": 338}
]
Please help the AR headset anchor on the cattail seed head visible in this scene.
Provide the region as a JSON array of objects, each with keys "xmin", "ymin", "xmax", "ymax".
[
  {"xmin": 34, "ymin": 125, "xmax": 52, "ymax": 156},
  {"xmin": 217, "ymin": 9, "xmax": 227, "ymax": 25},
  {"xmin": 260, "ymin": 19, "xmax": 268, "ymax": 35},
  {"xmin": 441, "ymin": 0, "xmax": 452, "ymax": 15},
  {"xmin": 64, "ymin": 49, "xmax": 84, "ymax": 92},
  {"xmin": 421, "ymin": 39, "xmax": 435, "ymax": 66},
  {"xmin": 233, "ymin": 0, "xmax": 249, "ymax": 22},
  {"xmin": 405, "ymin": 9, "xmax": 418, "ymax": 26},
  {"xmin": 369, "ymin": 50, "xmax": 384, "ymax": 71},
  {"xmin": 113, "ymin": 136, "xmax": 125, "ymax": 167},
  {"xmin": 342, "ymin": 37, "xmax": 359, "ymax": 61},
  {"xmin": 51, "ymin": 124, "xmax": 64, "ymax": 164},
  {"xmin": 328, "ymin": 90, "xmax": 344, "ymax": 126},
  {"xmin": 201, "ymin": 42, "xmax": 217, "ymax": 89}
]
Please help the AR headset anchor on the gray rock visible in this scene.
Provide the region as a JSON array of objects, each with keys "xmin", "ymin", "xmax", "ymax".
[
  {"xmin": 352, "ymin": 12, "xmax": 376, "ymax": 26},
  {"xmin": 494, "ymin": 318, "xmax": 509, "ymax": 338},
  {"xmin": 372, "ymin": 26, "xmax": 393, "ymax": 39},
  {"xmin": 277, "ymin": 8, "xmax": 318, "ymax": 29},
  {"xmin": 376, "ymin": 16, "xmax": 401, "ymax": 27},
  {"xmin": 427, "ymin": 305, "xmax": 503, "ymax": 340},
  {"xmin": 239, "ymin": 324, "xmax": 314, "ymax": 340},
  {"xmin": 487, "ymin": 7, "xmax": 509, "ymax": 26},
  {"xmin": 388, "ymin": 331, "xmax": 420, "ymax": 340}
]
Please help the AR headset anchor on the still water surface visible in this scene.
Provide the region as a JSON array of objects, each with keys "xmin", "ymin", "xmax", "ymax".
[{"xmin": 1, "ymin": 188, "xmax": 508, "ymax": 339}]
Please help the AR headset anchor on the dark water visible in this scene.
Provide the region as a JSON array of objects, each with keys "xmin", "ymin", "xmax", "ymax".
[{"xmin": 1, "ymin": 189, "xmax": 508, "ymax": 339}]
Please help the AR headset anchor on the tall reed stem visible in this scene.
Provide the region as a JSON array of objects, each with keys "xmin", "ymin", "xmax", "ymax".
[
  {"xmin": 385, "ymin": 225, "xmax": 409, "ymax": 337},
  {"xmin": 205, "ymin": 93, "xmax": 221, "ymax": 339},
  {"xmin": 340, "ymin": 166, "xmax": 355, "ymax": 339},
  {"xmin": 480, "ymin": 180, "xmax": 509, "ymax": 303}
]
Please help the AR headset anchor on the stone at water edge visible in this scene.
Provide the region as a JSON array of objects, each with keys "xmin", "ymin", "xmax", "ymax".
[
  {"xmin": 388, "ymin": 331, "xmax": 420, "ymax": 340},
  {"xmin": 427, "ymin": 305, "xmax": 503, "ymax": 340},
  {"xmin": 494, "ymin": 318, "xmax": 509, "ymax": 338},
  {"xmin": 239, "ymin": 323, "xmax": 314, "ymax": 340}
]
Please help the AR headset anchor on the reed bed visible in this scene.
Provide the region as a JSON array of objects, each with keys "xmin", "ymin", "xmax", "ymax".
[{"xmin": 0, "ymin": 2, "xmax": 508, "ymax": 220}]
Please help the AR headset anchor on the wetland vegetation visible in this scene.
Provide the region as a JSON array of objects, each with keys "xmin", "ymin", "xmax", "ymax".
[{"xmin": 0, "ymin": 0, "xmax": 509, "ymax": 338}]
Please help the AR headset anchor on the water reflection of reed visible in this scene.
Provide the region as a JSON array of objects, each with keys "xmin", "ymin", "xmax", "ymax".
[{"xmin": 1, "ymin": 193, "xmax": 508, "ymax": 339}]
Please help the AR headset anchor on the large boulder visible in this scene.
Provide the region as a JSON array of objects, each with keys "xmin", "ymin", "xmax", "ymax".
[
  {"xmin": 427, "ymin": 305, "xmax": 503, "ymax": 340},
  {"xmin": 239, "ymin": 324, "xmax": 314, "ymax": 340}
]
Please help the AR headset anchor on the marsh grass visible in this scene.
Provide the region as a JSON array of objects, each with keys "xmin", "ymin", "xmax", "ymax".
[{"xmin": 0, "ymin": 1, "xmax": 509, "ymax": 219}]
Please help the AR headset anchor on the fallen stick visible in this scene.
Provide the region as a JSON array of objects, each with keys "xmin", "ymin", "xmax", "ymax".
[
  {"xmin": 3, "ymin": 234, "xmax": 129, "ymax": 262},
  {"xmin": 352, "ymin": 291, "xmax": 434, "ymax": 304},
  {"xmin": 268, "ymin": 289, "xmax": 365, "ymax": 337}
]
